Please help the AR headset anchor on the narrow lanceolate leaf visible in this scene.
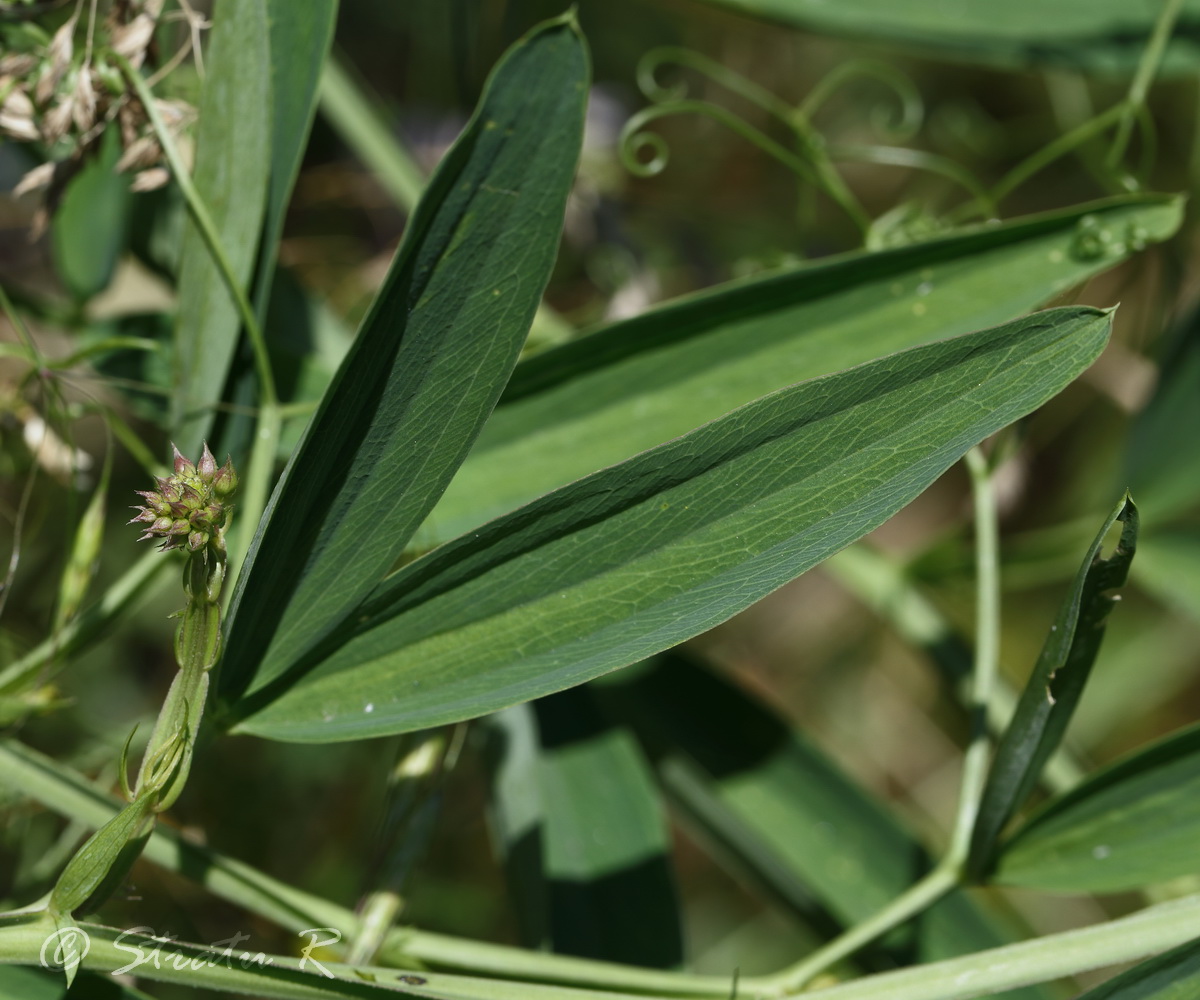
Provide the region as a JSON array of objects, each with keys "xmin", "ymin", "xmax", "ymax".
[
  {"xmin": 595, "ymin": 655, "xmax": 1051, "ymax": 998},
  {"xmin": 996, "ymin": 722, "xmax": 1200, "ymax": 892},
  {"xmin": 1074, "ymin": 937, "xmax": 1200, "ymax": 999},
  {"xmin": 171, "ymin": 0, "xmax": 270, "ymax": 454},
  {"xmin": 428, "ymin": 195, "xmax": 1180, "ymax": 542},
  {"xmin": 231, "ymin": 306, "xmax": 1114, "ymax": 742},
  {"xmin": 690, "ymin": 0, "xmax": 1200, "ymax": 74},
  {"xmin": 487, "ymin": 691, "xmax": 683, "ymax": 968},
  {"xmin": 968, "ymin": 494, "xmax": 1138, "ymax": 880},
  {"xmin": 217, "ymin": 16, "xmax": 589, "ymax": 705}
]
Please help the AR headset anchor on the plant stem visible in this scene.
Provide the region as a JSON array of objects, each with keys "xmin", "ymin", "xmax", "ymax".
[
  {"xmin": 987, "ymin": 103, "xmax": 1126, "ymax": 209},
  {"xmin": 951, "ymin": 447, "xmax": 1000, "ymax": 861},
  {"xmin": 761, "ymin": 447, "xmax": 1001, "ymax": 994},
  {"xmin": 759, "ymin": 864, "xmax": 960, "ymax": 994},
  {"xmin": 1107, "ymin": 0, "xmax": 1183, "ymax": 170},
  {"xmin": 114, "ymin": 52, "xmax": 281, "ymax": 584},
  {"xmin": 7, "ymin": 736, "xmax": 1200, "ymax": 999},
  {"xmin": 0, "ymin": 739, "xmax": 732, "ymax": 997}
]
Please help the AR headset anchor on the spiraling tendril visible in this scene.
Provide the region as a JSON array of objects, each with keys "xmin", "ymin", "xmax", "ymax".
[
  {"xmin": 798, "ymin": 59, "xmax": 925, "ymax": 142},
  {"xmin": 622, "ymin": 47, "xmax": 872, "ymax": 232},
  {"xmin": 619, "ymin": 100, "xmax": 819, "ymax": 186},
  {"xmin": 619, "ymin": 47, "xmax": 953, "ymax": 235}
]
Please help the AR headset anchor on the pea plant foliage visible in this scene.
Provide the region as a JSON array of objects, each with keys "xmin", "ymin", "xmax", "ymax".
[{"xmin": 3, "ymin": 3, "xmax": 1200, "ymax": 1000}]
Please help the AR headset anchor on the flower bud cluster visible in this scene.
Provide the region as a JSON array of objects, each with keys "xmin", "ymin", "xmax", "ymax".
[{"xmin": 129, "ymin": 443, "xmax": 238, "ymax": 554}]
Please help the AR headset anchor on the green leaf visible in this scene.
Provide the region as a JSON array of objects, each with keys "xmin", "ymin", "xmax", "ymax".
[
  {"xmin": 428, "ymin": 195, "xmax": 1181, "ymax": 542},
  {"xmin": 1074, "ymin": 937, "xmax": 1200, "ymax": 999},
  {"xmin": 217, "ymin": 16, "xmax": 590, "ymax": 706},
  {"xmin": 968, "ymin": 494, "xmax": 1138, "ymax": 880},
  {"xmin": 170, "ymin": 0, "xmax": 271, "ymax": 455},
  {"xmin": 49, "ymin": 796, "xmax": 155, "ymax": 916},
  {"xmin": 51, "ymin": 129, "xmax": 129, "ymax": 301},
  {"xmin": 230, "ymin": 306, "xmax": 1114, "ymax": 742},
  {"xmin": 996, "ymin": 721, "xmax": 1200, "ymax": 892},
  {"xmin": 595, "ymin": 655, "xmax": 1051, "ymax": 996},
  {"xmin": 486, "ymin": 691, "xmax": 683, "ymax": 968},
  {"xmin": 211, "ymin": 0, "xmax": 338, "ymax": 458},
  {"xmin": 688, "ymin": 0, "xmax": 1200, "ymax": 74}
]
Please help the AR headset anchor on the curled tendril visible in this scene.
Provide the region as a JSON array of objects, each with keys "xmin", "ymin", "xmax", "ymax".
[
  {"xmin": 832, "ymin": 143, "xmax": 995, "ymax": 219},
  {"xmin": 619, "ymin": 100, "xmax": 820, "ymax": 187},
  {"xmin": 636, "ymin": 46, "xmax": 795, "ymax": 123},
  {"xmin": 798, "ymin": 60, "xmax": 925, "ymax": 142},
  {"xmin": 623, "ymin": 49, "xmax": 872, "ymax": 231}
]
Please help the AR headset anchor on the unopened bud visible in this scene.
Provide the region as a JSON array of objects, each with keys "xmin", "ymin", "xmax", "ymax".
[
  {"xmin": 197, "ymin": 442, "xmax": 216, "ymax": 482},
  {"xmin": 211, "ymin": 459, "xmax": 238, "ymax": 499},
  {"xmin": 128, "ymin": 448, "xmax": 239, "ymax": 553}
]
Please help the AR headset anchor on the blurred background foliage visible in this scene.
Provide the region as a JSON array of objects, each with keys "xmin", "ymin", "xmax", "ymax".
[{"xmin": 2, "ymin": 0, "xmax": 1200, "ymax": 995}]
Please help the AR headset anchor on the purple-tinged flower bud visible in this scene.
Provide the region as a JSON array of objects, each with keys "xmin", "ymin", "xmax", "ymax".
[
  {"xmin": 156, "ymin": 478, "xmax": 182, "ymax": 503},
  {"xmin": 172, "ymin": 442, "xmax": 195, "ymax": 477},
  {"xmin": 211, "ymin": 458, "xmax": 238, "ymax": 500},
  {"xmin": 130, "ymin": 448, "xmax": 239, "ymax": 556},
  {"xmin": 197, "ymin": 442, "xmax": 217, "ymax": 483}
]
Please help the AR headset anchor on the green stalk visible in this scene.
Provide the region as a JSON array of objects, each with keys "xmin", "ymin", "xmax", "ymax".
[
  {"xmin": 760, "ymin": 447, "xmax": 1001, "ymax": 995},
  {"xmin": 1107, "ymin": 0, "xmax": 1184, "ymax": 169},
  {"xmin": 987, "ymin": 103, "xmax": 1126, "ymax": 208},
  {"xmin": 6, "ymin": 736, "xmax": 1200, "ymax": 998},
  {"xmin": 113, "ymin": 52, "xmax": 280, "ymax": 585},
  {"xmin": 0, "ymin": 740, "xmax": 731, "ymax": 997},
  {"xmin": 133, "ymin": 564, "xmax": 222, "ymax": 810}
]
